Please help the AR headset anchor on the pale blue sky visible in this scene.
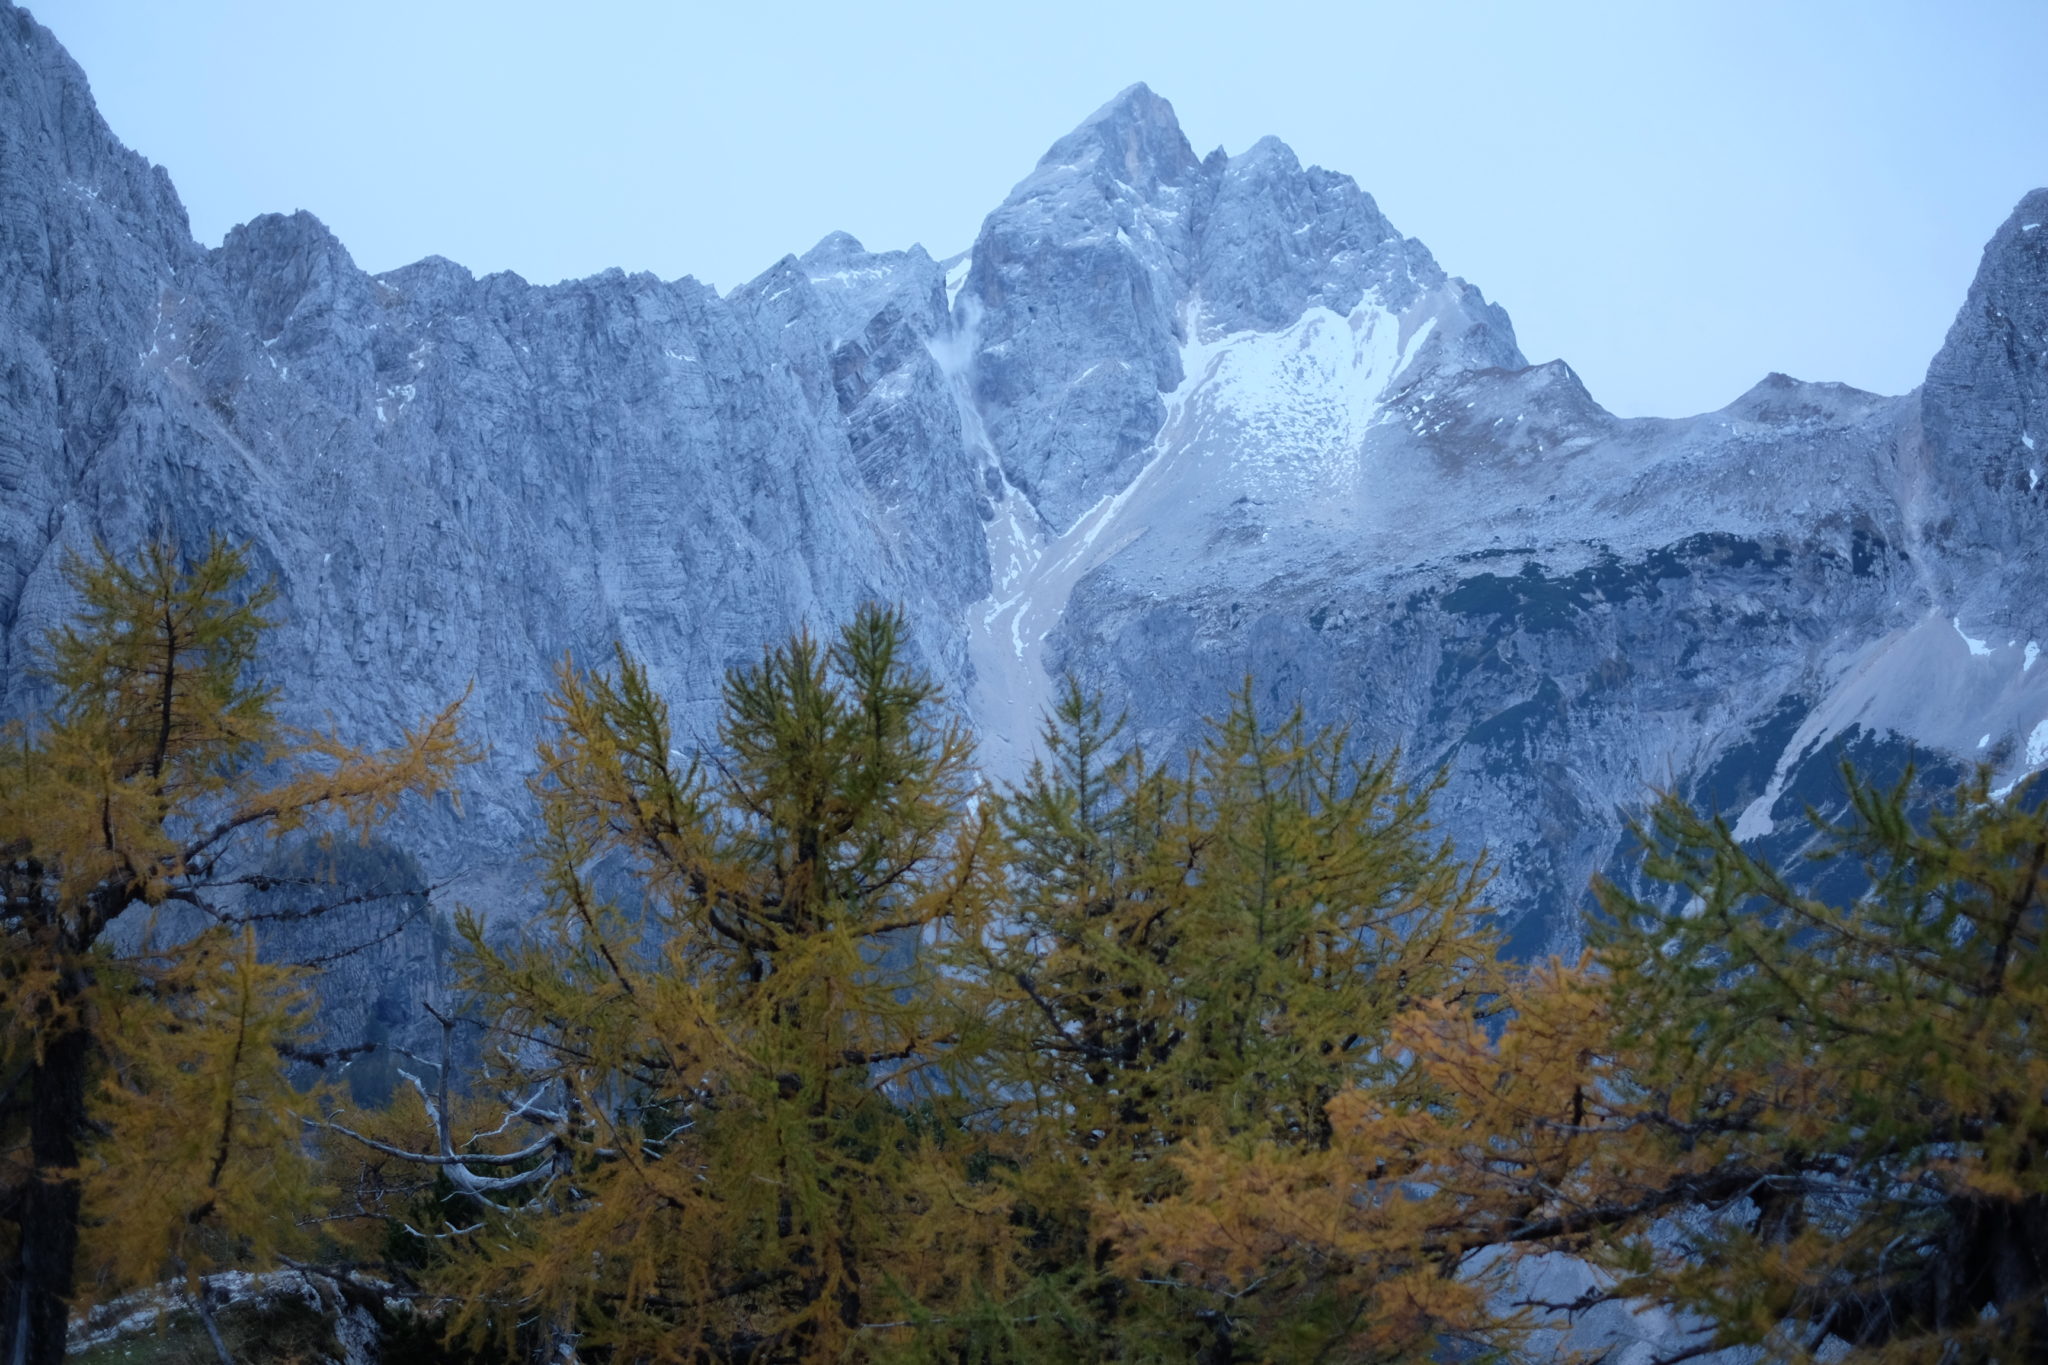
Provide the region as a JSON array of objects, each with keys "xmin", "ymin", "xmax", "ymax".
[{"xmin": 33, "ymin": 0, "xmax": 2048, "ymax": 418}]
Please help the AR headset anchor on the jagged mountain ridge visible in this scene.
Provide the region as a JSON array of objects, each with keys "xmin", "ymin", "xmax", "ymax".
[
  {"xmin": 3, "ymin": 1, "xmax": 2044, "ymax": 943},
  {"xmin": 948, "ymin": 85, "xmax": 2047, "ymax": 937},
  {"xmin": 0, "ymin": 1, "xmax": 994, "ymax": 910}
]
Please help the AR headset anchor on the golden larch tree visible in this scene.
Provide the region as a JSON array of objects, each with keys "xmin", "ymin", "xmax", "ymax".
[{"xmin": 0, "ymin": 538, "xmax": 473, "ymax": 1365}]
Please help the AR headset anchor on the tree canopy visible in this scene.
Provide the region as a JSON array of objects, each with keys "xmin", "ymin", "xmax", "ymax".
[
  {"xmin": 1122, "ymin": 766, "xmax": 2048, "ymax": 1362},
  {"xmin": 9, "ymin": 542, "xmax": 2047, "ymax": 1365}
]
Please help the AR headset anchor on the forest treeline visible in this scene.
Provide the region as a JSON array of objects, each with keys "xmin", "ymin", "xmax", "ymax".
[{"xmin": 3, "ymin": 541, "xmax": 2044, "ymax": 1365}]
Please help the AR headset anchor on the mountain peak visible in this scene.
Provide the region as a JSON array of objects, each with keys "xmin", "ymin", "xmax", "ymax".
[
  {"xmin": 1230, "ymin": 134, "xmax": 1299, "ymax": 170},
  {"xmin": 800, "ymin": 230, "xmax": 866, "ymax": 265},
  {"xmin": 1083, "ymin": 81, "xmax": 1171, "ymax": 125},
  {"xmin": 1032, "ymin": 82, "xmax": 1201, "ymax": 192}
]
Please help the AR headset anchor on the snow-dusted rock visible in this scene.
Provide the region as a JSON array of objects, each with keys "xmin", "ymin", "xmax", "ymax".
[{"xmin": 2, "ymin": 2, "xmax": 2045, "ymax": 951}]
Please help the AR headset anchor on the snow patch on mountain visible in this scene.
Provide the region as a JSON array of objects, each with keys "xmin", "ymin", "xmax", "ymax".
[
  {"xmin": 1736, "ymin": 610, "xmax": 2048, "ymax": 840},
  {"xmin": 2028, "ymin": 720, "xmax": 2048, "ymax": 769},
  {"xmin": 965, "ymin": 292, "xmax": 1446, "ymax": 777},
  {"xmin": 1174, "ymin": 297, "xmax": 1427, "ymax": 501}
]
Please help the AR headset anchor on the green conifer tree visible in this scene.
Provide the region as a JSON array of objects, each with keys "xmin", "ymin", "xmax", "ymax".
[
  {"xmin": 1582, "ymin": 766, "xmax": 2048, "ymax": 1360},
  {"xmin": 978, "ymin": 680, "xmax": 1498, "ymax": 1361},
  {"xmin": 1125, "ymin": 764, "xmax": 2048, "ymax": 1362},
  {"xmin": 420, "ymin": 605, "xmax": 1014, "ymax": 1363}
]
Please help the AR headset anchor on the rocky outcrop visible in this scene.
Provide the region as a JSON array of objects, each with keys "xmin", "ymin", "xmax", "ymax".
[{"xmin": 1919, "ymin": 190, "xmax": 2048, "ymax": 599}]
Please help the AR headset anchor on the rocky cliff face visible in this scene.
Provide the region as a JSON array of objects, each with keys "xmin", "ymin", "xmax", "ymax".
[
  {"xmin": 0, "ymin": 3, "xmax": 987, "ymax": 911},
  {"xmin": 1921, "ymin": 191, "xmax": 2048, "ymax": 580},
  {"xmin": 958, "ymin": 85, "xmax": 1520, "ymax": 538},
  {"xmin": 3, "ymin": 4, "xmax": 2044, "ymax": 948}
]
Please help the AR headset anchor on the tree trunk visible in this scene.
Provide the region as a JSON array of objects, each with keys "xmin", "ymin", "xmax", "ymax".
[{"xmin": 7, "ymin": 1019, "xmax": 87, "ymax": 1365}]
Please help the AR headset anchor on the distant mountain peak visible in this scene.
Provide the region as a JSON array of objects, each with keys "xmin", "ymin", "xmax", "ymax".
[
  {"xmin": 801, "ymin": 230, "xmax": 867, "ymax": 265},
  {"xmin": 1229, "ymin": 134, "xmax": 1299, "ymax": 170},
  {"xmin": 7, "ymin": 4, "xmax": 2048, "ymax": 981},
  {"xmin": 1031, "ymin": 81, "xmax": 1202, "ymax": 193}
]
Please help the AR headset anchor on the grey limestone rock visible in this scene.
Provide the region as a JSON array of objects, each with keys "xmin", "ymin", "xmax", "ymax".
[
  {"xmin": 0, "ymin": 2, "xmax": 988, "ymax": 917},
  {"xmin": 4, "ymin": 0, "xmax": 2046, "ymax": 962},
  {"xmin": 957, "ymin": 83, "xmax": 1521, "ymax": 533},
  {"xmin": 1918, "ymin": 190, "xmax": 2048, "ymax": 607}
]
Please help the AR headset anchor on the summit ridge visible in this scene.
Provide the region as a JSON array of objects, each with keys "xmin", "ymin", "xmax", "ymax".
[{"xmin": 1, "ymin": 0, "xmax": 2045, "ymax": 947}]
